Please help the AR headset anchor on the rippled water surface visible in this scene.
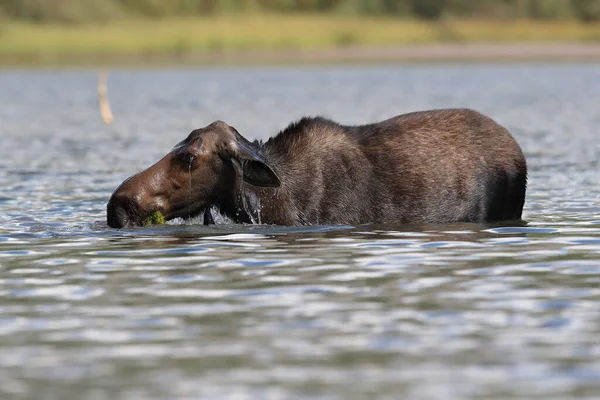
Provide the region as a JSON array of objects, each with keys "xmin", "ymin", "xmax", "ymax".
[{"xmin": 1, "ymin": 64, "xmax": 600, "ymax": 399}]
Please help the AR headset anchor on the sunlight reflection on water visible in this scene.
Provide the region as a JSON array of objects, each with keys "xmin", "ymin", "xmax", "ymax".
[{"xmin": 0, "ymin": 64, "xmax": 599, "ymax": 399}]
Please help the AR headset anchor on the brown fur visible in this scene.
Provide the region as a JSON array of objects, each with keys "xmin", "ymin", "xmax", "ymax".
[{"xmin": 107, "ymin": 109, "xmax": 527, "ymax": 228}]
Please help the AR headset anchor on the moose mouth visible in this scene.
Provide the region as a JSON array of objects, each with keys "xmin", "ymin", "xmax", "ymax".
[
  {"xmin": 106, "ymin": 197, "xmax": 213, "ymax": 228},
  {"xmin": 166, "ymin": 200, "xmax": 210, "ymax": 224},
  {"xmin": 139, "ymin": 207, "xmax": 214, "ymax": 227}
]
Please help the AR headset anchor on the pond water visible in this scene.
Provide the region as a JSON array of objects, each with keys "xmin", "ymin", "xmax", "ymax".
[{"xmin": 0, "ymin": 64, "xmax": 599, "ymax": 399}]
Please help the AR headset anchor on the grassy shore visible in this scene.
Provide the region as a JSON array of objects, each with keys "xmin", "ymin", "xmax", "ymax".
[{"xmin": 2, "ymin": 15, "xmax": 600, "ymax": 65}]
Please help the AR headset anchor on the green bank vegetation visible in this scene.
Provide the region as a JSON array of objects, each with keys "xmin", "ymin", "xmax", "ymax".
[
  {"xmin": 4, "ymin": 16, "xmax": 600, "ymax": 53},
  {"xmin": 2, "ymin": 0, "xmax": 600, "ymax": 23},
  {"xmin": 1, "ymin": 1, "xmax": 600, "ymax": 64}
]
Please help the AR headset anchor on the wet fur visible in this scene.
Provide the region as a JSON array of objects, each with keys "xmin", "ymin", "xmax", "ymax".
[{"xmin": 220, "ymin": 108, "xmax": 527, "ymax": 225}]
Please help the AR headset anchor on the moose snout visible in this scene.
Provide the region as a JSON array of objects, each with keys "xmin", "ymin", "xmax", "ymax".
[
  {"xmin": 107, "ymin": 159, "xmax": 171, "ymax": 228},
  {"xmin": 107, "ymin": 194, "xmax": 142, "ymax": 228}
]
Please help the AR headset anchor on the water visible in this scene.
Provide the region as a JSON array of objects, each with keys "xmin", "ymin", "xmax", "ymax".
[{"xmin": 0, "ymin": 64, "xmax": 599, "ymax": 399}]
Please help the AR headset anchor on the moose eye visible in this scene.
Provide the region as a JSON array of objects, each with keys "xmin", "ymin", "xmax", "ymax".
[{"xmin": 179, "ymin": 152, "xmax": 196, "ymax": 164}]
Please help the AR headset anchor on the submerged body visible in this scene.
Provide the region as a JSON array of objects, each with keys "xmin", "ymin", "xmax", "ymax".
[{"xmin": 107, "ymin": 108, "xmax": 527, "ymax": 228}]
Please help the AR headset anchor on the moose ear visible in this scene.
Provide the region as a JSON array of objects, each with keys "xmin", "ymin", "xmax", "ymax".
[
  {"xmin": 240, "ymin": 159, "xmax": 281, "ymax": 188},
  {"xmin": 229, "ymin": 139, "xmax": 281, "ymax": 188}
]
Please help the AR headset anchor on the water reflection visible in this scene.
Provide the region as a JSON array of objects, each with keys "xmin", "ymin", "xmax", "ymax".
[{"xmin": 1, "ymin": 64, "xmax": 600, "ymax": 399}]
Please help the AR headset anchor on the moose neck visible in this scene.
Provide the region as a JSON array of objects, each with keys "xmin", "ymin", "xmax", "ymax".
[
  {"xmin": 222, "ymin": 161, "xmax": 294, "ymax": 226},
  {"xmin": 222, "ymin": 134, "xmax": 302, "ymax": 226}
]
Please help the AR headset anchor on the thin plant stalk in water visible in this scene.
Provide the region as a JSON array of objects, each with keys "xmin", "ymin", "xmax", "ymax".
[{"xmin": 98, "ymin": 69, "xmax": 113, "ymax": 125}]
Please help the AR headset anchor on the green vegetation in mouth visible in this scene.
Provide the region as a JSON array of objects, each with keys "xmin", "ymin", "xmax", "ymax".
[{"xmin": 142, "ymin": 211, "xmax": 166, "ymax": 226}]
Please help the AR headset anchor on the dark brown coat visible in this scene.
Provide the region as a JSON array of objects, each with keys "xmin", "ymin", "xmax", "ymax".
[{"xmin": 107, "ymin": 108, "xmax": 527, "ymax": 228}]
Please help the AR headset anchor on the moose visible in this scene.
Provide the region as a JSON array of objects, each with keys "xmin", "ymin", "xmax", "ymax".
[{"xmin": 107, "ymin": 108, "xmax": 527, "ymax": 228}]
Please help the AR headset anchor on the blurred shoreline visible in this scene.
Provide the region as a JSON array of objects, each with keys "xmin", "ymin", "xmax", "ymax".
[
  {"xmin": 3, "ymin": 16, "xmax": 600, "ymax": 67},
  {"xmin": 3, "ymin": 43, "xmax": 600, "ymax": 67}
]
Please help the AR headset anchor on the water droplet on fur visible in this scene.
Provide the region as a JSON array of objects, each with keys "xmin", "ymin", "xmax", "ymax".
[{"xmin": 246, "ymin": 190, "xmax": 261, "ymax": 225}]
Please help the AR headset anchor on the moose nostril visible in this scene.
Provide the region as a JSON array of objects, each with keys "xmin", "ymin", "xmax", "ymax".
[
  {"xmin": 107, "ymin": 203, "xmax": 128, "ymax": 229},
  {"xmin": 107, "ymin": 197, "xmax": 137, "ymax": 228}
]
